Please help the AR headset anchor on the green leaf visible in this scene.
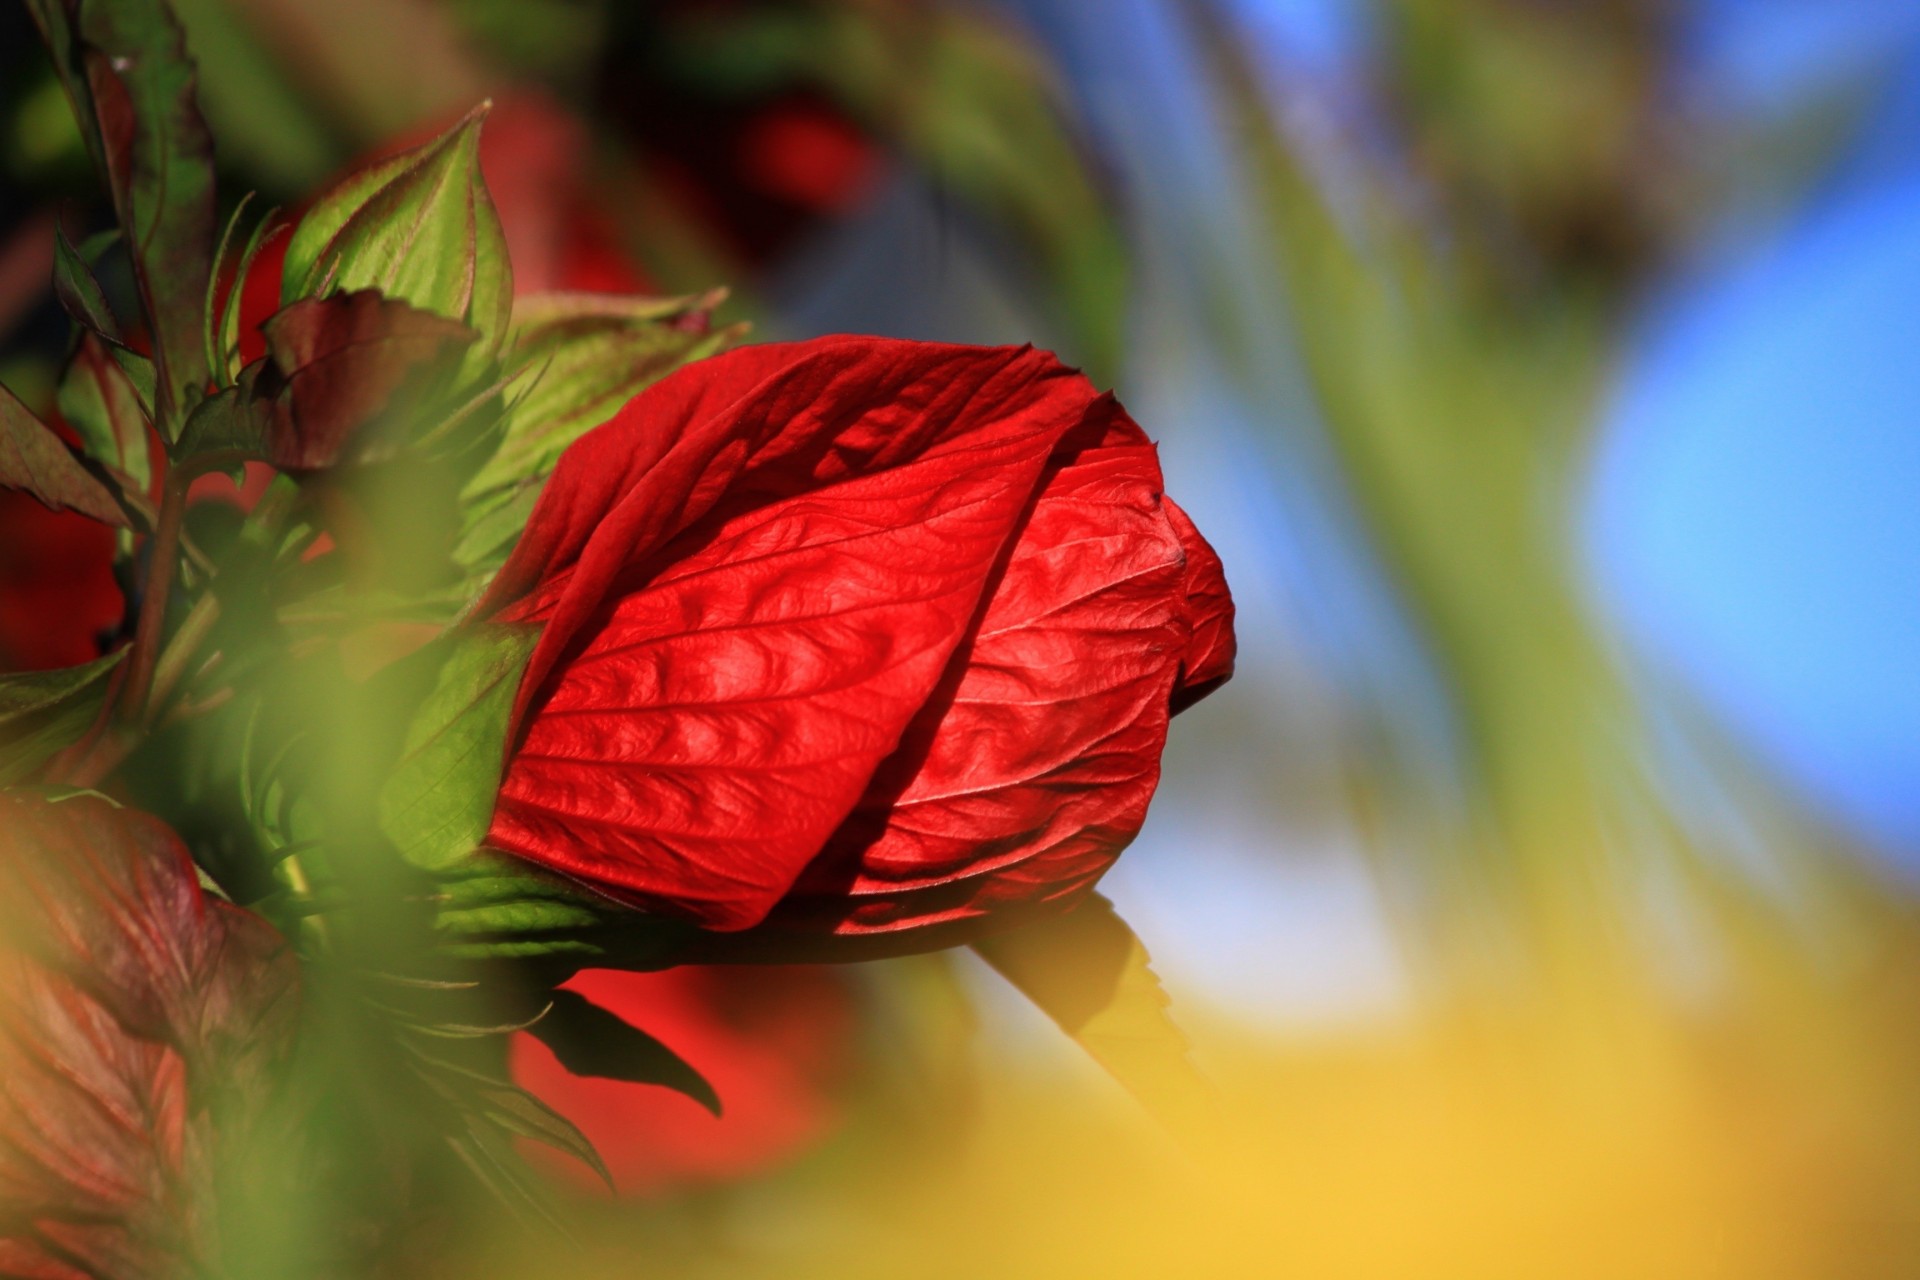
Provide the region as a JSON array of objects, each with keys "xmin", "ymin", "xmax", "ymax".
[
  {"xmin": 0, "ymin": 652, "xmax": 124, "ymax": 785},
  {"xmin": 376, "ymin": 622, "xmax": 538, "ymax": 872},
  {"xmin": 972, "ymin": 893, "xmax": 1213, "ymax": 1132},
  {"xmin": 0, "ymin": 379, "xmax": 130, "ymax": 527},
  {"xmin": 110, "ymin": 346, "xmax": 158, "ymax": 414},
  {"xmin": 463, "ymin": 293, "xmax": 736, "ymax": 503},
  {"xmin": 51, "ymin": 222, "xmax": 122, "ymax": 343},
  {"xmin": 283, "ymin": 105, "xmax": 513, "ymax": 357},
  {"xmin": 75, "ymin": 0, "xmax": 219, "ymax": 430},
  {"xmin": 530, "ymin": 988, "xmax": 722, "ymax": 1115},
  {"xmin": 453, "ymin": 294, "xmax": 740, "ymax": 579},
  {"xmin": 57, "ymin": 332, "xmax": 152, "ymax": 491}
]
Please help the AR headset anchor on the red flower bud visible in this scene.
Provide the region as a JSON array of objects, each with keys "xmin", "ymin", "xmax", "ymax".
[{"xmin": 480, "ymin": 336, "xmax": 1233, "ymax": 942}]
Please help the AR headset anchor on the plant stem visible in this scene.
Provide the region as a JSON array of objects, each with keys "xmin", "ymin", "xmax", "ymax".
[{"xmin": 121, "ymin": 471, "xmax": 188, "ymax": 723}]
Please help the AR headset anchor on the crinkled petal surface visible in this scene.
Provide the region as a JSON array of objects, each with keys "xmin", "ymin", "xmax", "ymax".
[
  {"xmin": 484, "ymin": 339, "xmax": 1101, "ymax": 929},
  {"xmin": 770, "ymin": 401, "xmax": 1190, "ymax": 935}
]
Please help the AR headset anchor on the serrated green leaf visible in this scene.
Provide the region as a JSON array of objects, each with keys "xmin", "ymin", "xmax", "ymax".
[
  {"xmin": 0, "ymin": 379, "xmax": 130, "ymax": 527},
  {"xmin": 51, "ymin": 222, "xmax": 121, "ymax": 342},
  {"xmin": 75, "ymin": 0, "xmax": 218, "ymax": 430},
  {"xmin": 57, "ymin": 332, "xmax": 151, "ymax": 491},
  {"xmin": 376, "ymin": 622, "xmax": 538, "ymax": 872},
  {"xmin": 284, "ymin": 106, "xmax": 512, "ymax": 357},
  {"xmin": 973, "ymin": 892, "xmax": 1213, "ymax": 1132},
  {"xmin": 0, "ymin": 652, "xmax": 124, "ymax": 785},
  {"xmin": 446, "ymin": 1118, "xmax": 568, "ymax": 1233},
  {"xmin": 531, "ymin": 988, "xmax": 722, "ymax": 1116}
]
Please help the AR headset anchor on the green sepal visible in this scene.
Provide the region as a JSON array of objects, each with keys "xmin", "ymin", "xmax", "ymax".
[
  {"xmin": 376, "ymin": 622, "xmax": 538, "ymax": 873},
  {"xmin": 0, "ymin": 652, "xmax": 124, "ymax": 785},
  {"xmin": 282, "ymin": 105, "xmax": 513, "ymax": 359},
  {"xmin": 530, "ymin": 988, "xmax": 722, "ymax": 1115},
  {"xmin": 427, "ymin": 854, "xmax": 695, "ymax": 966}
]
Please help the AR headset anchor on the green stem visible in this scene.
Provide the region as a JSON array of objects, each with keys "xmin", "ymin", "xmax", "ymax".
[{"xmin": 120, "ymin": 472, "xmax": 188, "ymax": 723}]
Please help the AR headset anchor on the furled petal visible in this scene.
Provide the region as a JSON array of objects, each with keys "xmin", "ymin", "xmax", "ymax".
[
  {"xmin": 485, "ymin": 339, "xmax": 1100, "ymax": 928},
  {"xmin": 758, "ymin": 399, "xmax": 1191, "ymax": 937},
  {"xmin": 1164, "ymin": 497, "xmax": 1236, "ymax": 713}
]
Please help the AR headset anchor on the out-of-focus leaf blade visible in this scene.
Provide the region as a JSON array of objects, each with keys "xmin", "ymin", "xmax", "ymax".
[{"xmin": 973, "ymin": 892, "xmax": 1213, "ymax": 1132}]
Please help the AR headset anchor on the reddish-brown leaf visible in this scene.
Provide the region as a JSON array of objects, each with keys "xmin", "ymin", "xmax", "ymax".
[
  {"xmin": 0, "ymin": 383, "xmax": 129, "ymax": 529},
  {"xmin": 0, "ymin": 793, "xmax": 299, "ymax": 1278},
  {"xmin": 252, "ymin": 290, "xmax": 475, "ymax": 472}
]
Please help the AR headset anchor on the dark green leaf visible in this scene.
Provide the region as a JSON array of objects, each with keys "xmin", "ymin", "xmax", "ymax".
[
  {"xmin": 376, "ymin": 623, "xmax": 537, "ymax": 872},
  {"xmin": 531, "ymin": 988, "xmax": 722, "ymax": 1116},
  {"xmin": 973, "ymin": 893, "xmax": 1212, "ymax": 1130},
  {"xmin": 0, "ymin": 379, "xmax": 130, "ymax": 526},
  {"xmin": 57, "ymin": 331, "xmax": 152, "ymax": 491},
  {"xmin": 51, "ymin": 221, "xmax": 121, "ymax": 342},
  {"xmin": 76, "ymin": 0, "xmax": 219, "ymax": 429},
  {"xmin": 0, "ymin": 652, "xmax": 123, "ymax": 784}
]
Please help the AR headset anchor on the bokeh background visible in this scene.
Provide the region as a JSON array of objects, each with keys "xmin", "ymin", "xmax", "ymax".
[{"xmin": 5, "ymin": 0, "xmax": 1920, "ymax": 1275}]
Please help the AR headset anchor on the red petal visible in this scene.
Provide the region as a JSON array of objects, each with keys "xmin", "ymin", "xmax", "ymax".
[
  {"xmin": 485, "ymin": 339, "xmax": 1099, "ymax": 928},
  {"xmin": 0, "ymin": 490, "xmax": 122, "ymax": 672},
  {"xmin": 1164, "ymin": 496, "xmax": 1236, "ymax": 713},
  {"xmin": 765, "ymin": 401, "xmax": 1190, "ymax": 936}
]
